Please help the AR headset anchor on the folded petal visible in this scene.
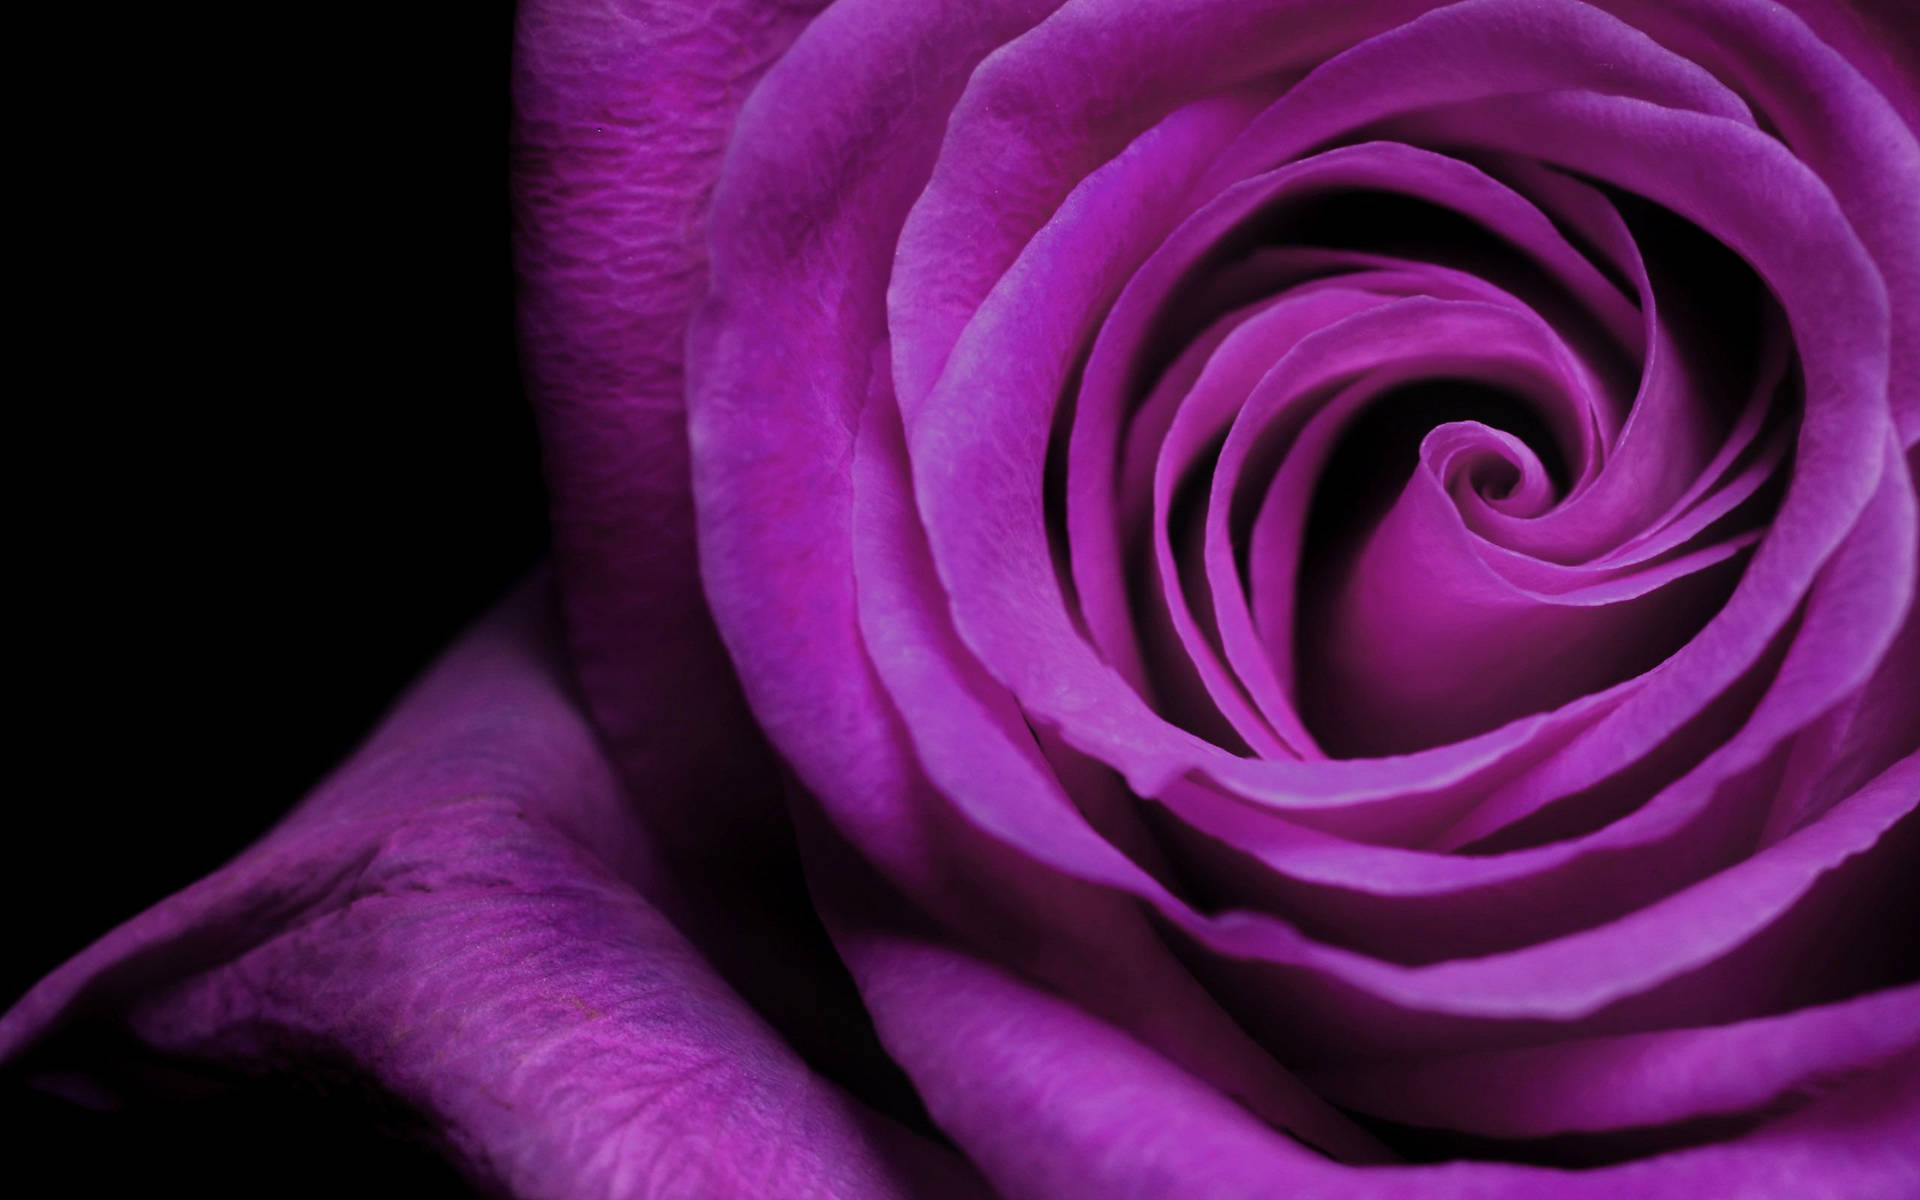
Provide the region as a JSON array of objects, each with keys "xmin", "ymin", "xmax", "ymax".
[
  {"xmin": 3, "ymin": 579, "xmax": 983, "ymax": 1200},
  {"xmin": 818, "ymin": 836, "xmax": 1920, "ymax": 1200}
]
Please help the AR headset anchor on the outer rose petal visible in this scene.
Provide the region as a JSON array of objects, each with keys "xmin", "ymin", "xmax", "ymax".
[
  {"xmin": 814, "ymin": 830, "xmax": 1920, "ymax": 1200},
  {"xmin": 513, "ymin": 0, "xmax": 898, "ymax": 1086},
  {"xmin": 0, "ymin": 579, "xmax": 984, "ymax": 1200},
  {"xmin": 512, "ymin": 0, "xmax": 823, "ymax": 819}
]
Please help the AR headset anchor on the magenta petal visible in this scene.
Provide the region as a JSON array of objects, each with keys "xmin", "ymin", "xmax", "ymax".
[
  {"xmin": 687, "ymin": 0, "xmax": 1059, "ymax": 837},
  {"xmin": 822, "ymin": 856, "xmax": 1920, "ymax": 1200},
  {"xmin": 849, "ymin": 392, "xmax": 1388, "ymax": 1165},
  {"xmin": 513, "ymin": 0, "xmax": 823, "ymax": 809},
  {"xmin": 1305, "ymin": 982, "xmax": 1920, "ymax": 1138},
  {"xmin": 2, "ymin": 582, "xmax": 982, "ymax": 1200},
  {"xmin": 1599, "ymin": 0, "xmax": 1920, "ymax": 446}
]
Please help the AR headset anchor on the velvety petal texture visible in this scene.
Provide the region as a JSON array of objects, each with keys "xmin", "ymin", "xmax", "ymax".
[
  {"xmin": 512, "ymin": 0, "xmax": 825, "ymax": 836},
  {"xmin": 2, "ymin": 580, "xmax": 982, "ymax": 1198}
]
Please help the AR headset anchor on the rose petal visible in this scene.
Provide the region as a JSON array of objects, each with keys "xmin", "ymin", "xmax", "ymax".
[
  {"xmin": 2, "ymin": 579, "xmax": 982, "ymax": 1199},
  {"xmin": 513, "ymin": 0, "xmax": 820, "ymax": 807},
  {"xmin": 849, "ymin": 386, "xmax": 1390, "ymax": 1163},
  {"xmin": 512, "ymin": 2, "xmax": 894, "ymax": 1067},
  {"xmin": 818, "ymin": 841, "xmax": 1920, "ymax": 1200},
  {"xmin": 1305, "ymin": 982, "xmax": 1920, "ymax": 1138},
  {"xmin": 1598, "ymin": 0, "xmax": 1920, "ymax": 446}
]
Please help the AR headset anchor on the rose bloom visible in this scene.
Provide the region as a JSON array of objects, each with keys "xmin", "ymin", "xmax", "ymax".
[{"xmin": 9, "ymin": 0, "xmax": 1919, "ymax": 1196}]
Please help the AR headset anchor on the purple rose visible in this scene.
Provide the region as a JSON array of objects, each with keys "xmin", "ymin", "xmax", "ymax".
[{"xmin": 9, "ymin": 0, "xmax": 1919, "ymax": 1195}]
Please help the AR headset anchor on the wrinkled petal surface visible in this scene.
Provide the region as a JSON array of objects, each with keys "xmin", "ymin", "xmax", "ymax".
[{"xmin": 3, "ymin": 581, "xmax": 983, "ymax": 1200}]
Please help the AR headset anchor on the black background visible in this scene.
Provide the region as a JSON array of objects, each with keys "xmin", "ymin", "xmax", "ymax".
[{"xmin": 11, "ymin": 2, "xmax": 544, "ymax": 1191}]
